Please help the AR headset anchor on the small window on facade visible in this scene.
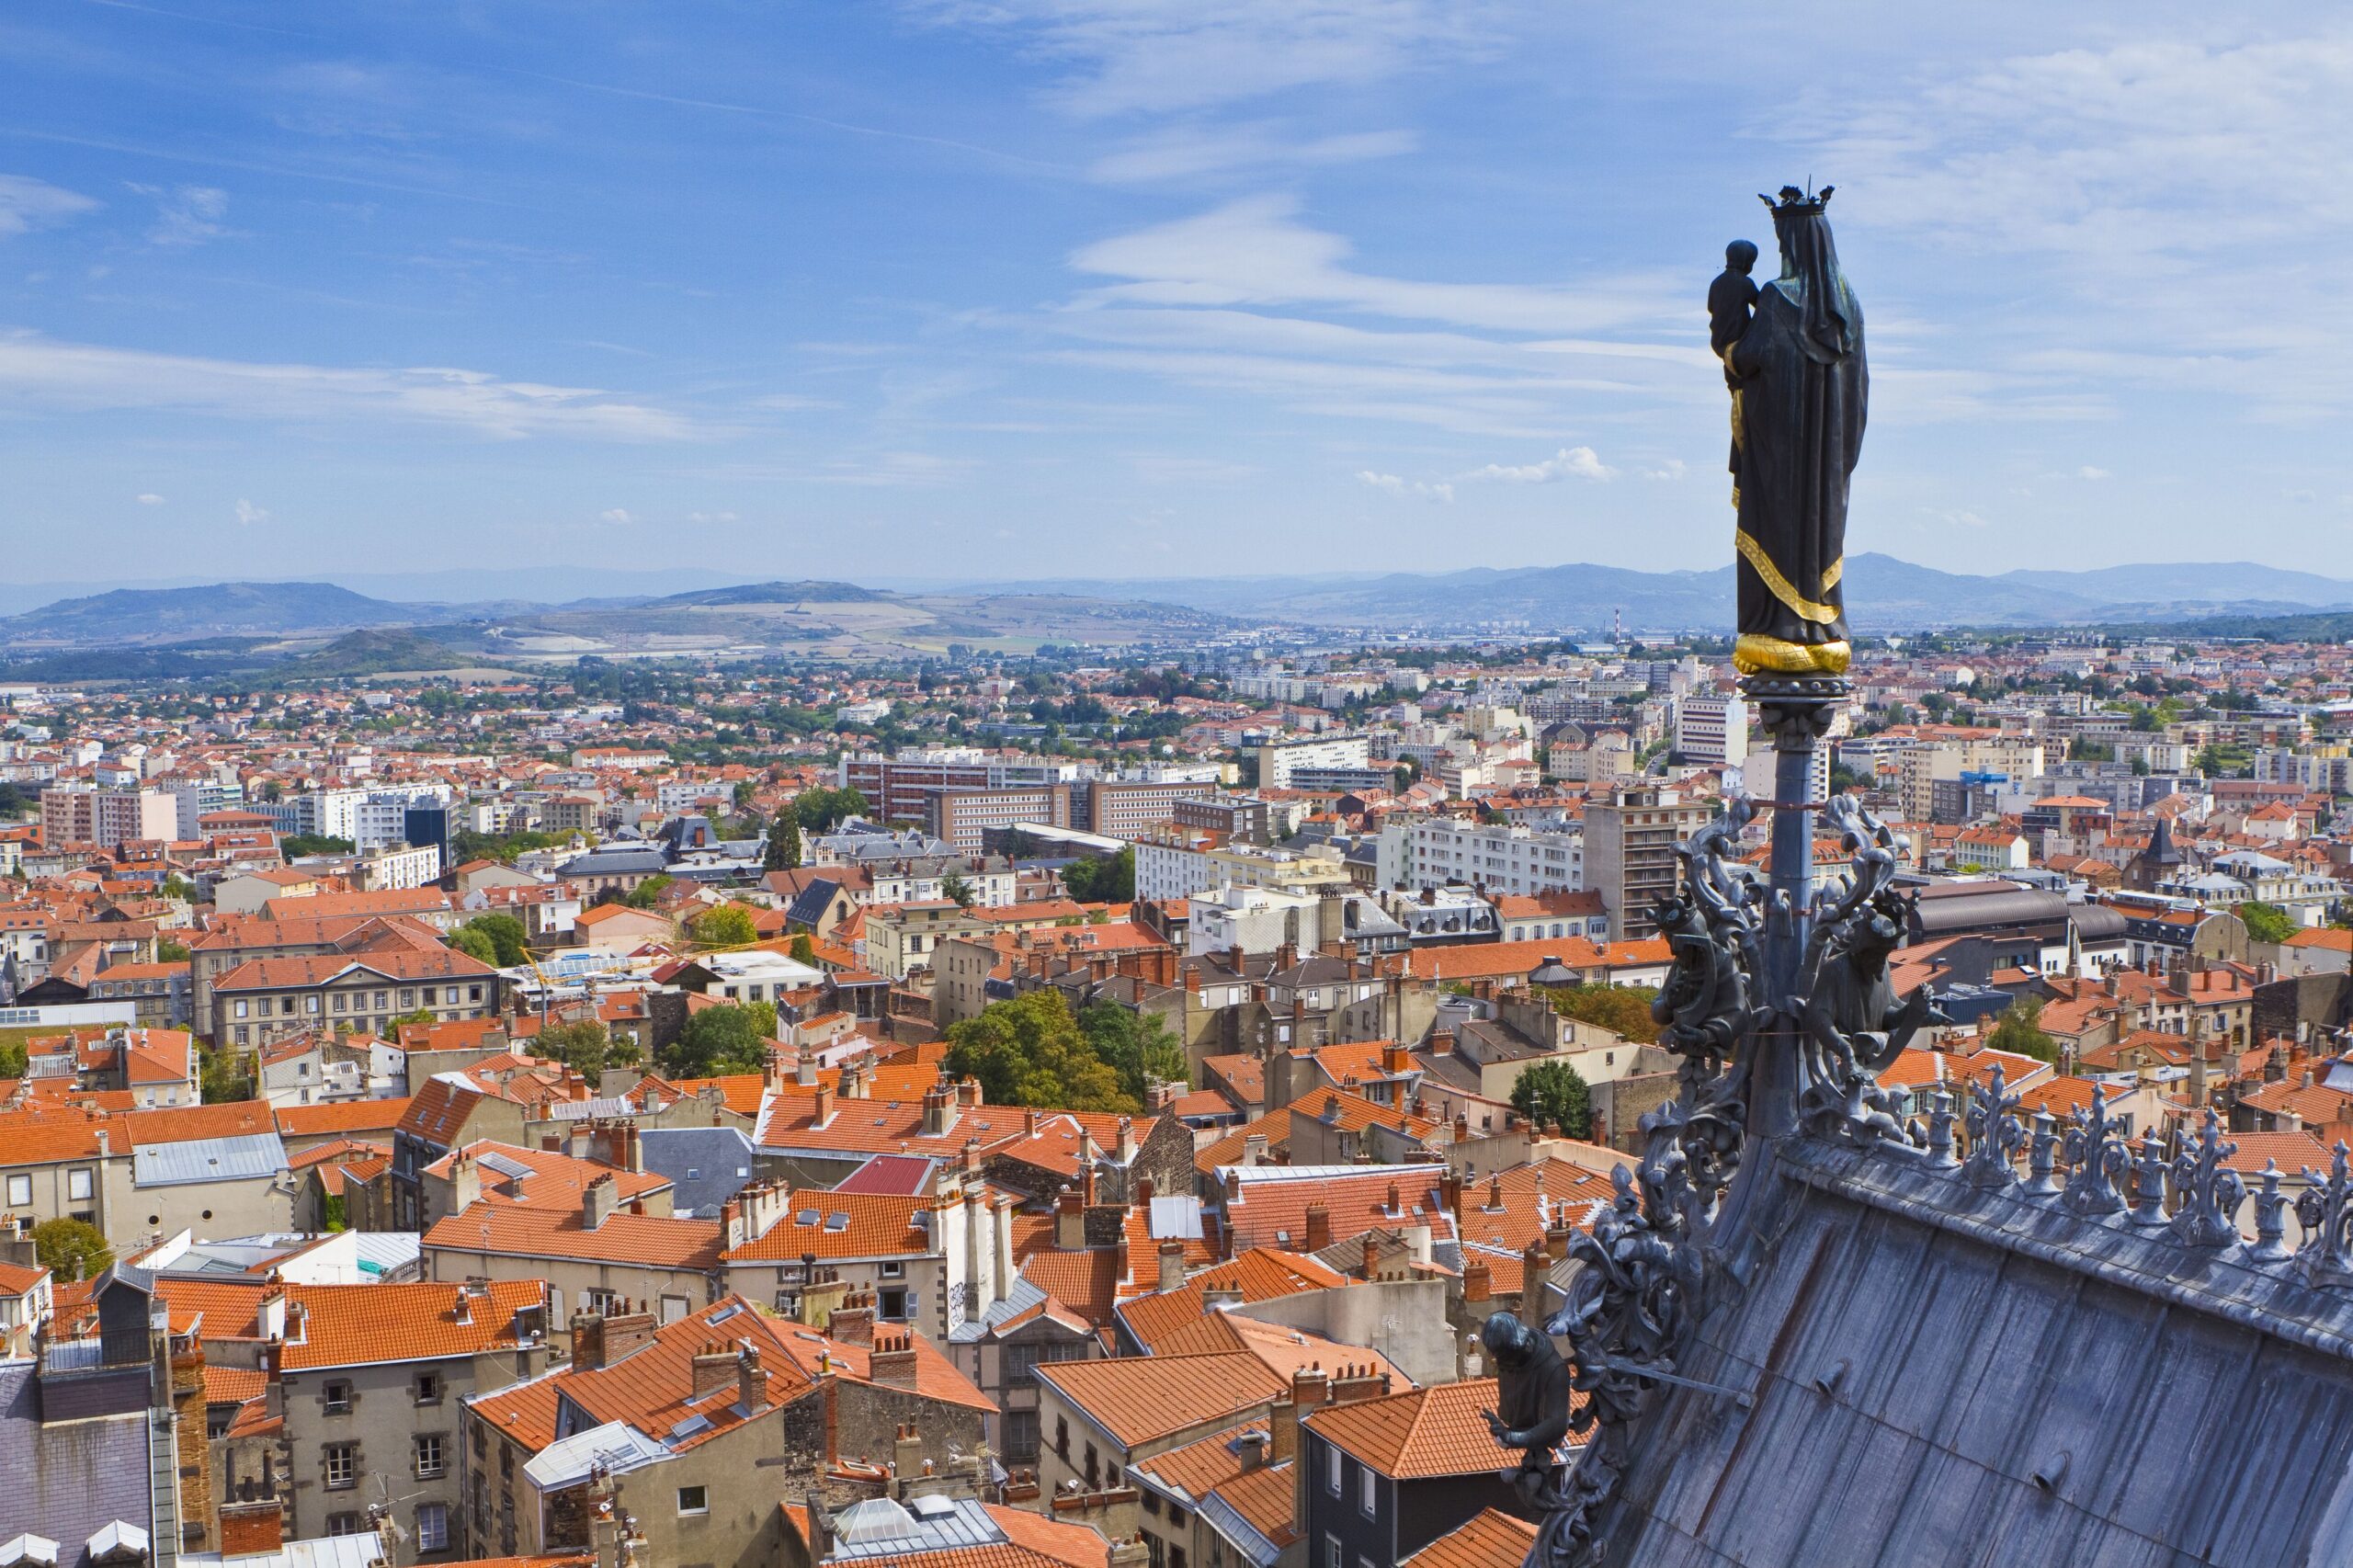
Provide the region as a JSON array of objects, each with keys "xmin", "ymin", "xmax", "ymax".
[
  {"xmin": 324, "ymin": 1442, "xmax": 358, "ymax": 1488},
  {"xmin": 677, "ymin": 1485, "xmax": 709, "ymax": 1515},
  {"xmin": 323, "ymin": 1380, "xmax": 353, "ymax": 1415}
]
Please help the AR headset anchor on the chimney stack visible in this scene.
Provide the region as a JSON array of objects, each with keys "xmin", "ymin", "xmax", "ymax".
[
  {"xmin": 583, "ymin": 1172, "xmax": 620, "ymax": 1231},
  {"xmin": 739, "ymin": 1343, "xmax": 770, "ymax": 1410},
  {"xmin": 1268, "ymin": 1398, "xmax": 1299, "ymax": 1466},
  {"xmin": 691, "ymin": 1340, "xmax": 737, "ymax": 1401},
  {"xmin": 1055, "ymin": 1185, "xmax": 1085, "ymax": 1251},
  {"xmin": 1303, "ymin": 1201, "xmax": 1331, "ymax": 1252},
  {"xmin": 870, "ymin": 1331, "xmax": 918, "ymax": 1390},
  {"xmin": 1157, "ymin": 1240, "xmax": 1187, "ymax": 1294}
]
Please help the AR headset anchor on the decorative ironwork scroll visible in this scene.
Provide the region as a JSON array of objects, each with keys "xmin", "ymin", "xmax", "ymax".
[
  {"xmin": 1961, "ymin": 1066, "xmax": 2024, "ymax": 1190},
  {"xmin": 2061, "ymin": 1085, "xmax": 2131, "ymax": 1219},
  {"xmin": 2295, "ymin": 1142, "xmax": 2353, "ymax": 1289},
  {"xmin": 2167, "ymin": 1109, "xmax": 2245, "ymax": 1250},
  {"xmin": 1788, "ymin": 796, "xmax": 1937, "ymax": 1144}
]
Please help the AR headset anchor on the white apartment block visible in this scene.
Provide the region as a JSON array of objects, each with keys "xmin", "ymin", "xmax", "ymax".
[
  {"xmin": 294, "ymin": 787, "xmax": 368, "ymax": 843},
  {"xmin": 357, "ymin": 842, "xmax": 443, "ymax": 891},
  {"xmin": 1675, "ymin": 694, "xmax": 1750, "ymax": 767},
  {"xmin": 1256, "ymin": 733, "xmax": 1371, "ymax": 790},
  {"xmin": 1407, "ymin": 818, "xmax": 1584, "ymax": 896}
]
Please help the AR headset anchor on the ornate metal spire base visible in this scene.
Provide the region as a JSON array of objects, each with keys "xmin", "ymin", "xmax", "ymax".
[{"xmin": 1741, "ymin": 673, "xmax": 1849, "ymax": 750}]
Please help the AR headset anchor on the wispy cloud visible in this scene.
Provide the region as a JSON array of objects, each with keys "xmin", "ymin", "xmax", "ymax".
[
  {"xmin": 1458, "ymin": 445, "xmax": 1612, "ymax": 483},
  {"xmin": 0, "ymin": 330, "xmax": 704, "ymax": 440},
  {"xmin": 130, "ymin": 183, "xmax": 233, "ymax": 246},
  {"xmin": 912, "ymin": 0, "xmax": 1518, "ymax": 117},
  {"xmin": 1088, "ymin": 124, "xmax": 1416, "ymax": 185},
  {"xmin": 1358, "ymin": 470, "xmax": 1452, "ymax": 503},
  {"xmin": 599, "ymin": 507, "xmax": 634, "ymax": 523},
  {"xmin": 233, "ymin": 498, "xmax": 268, "ymax": 525},
  {"xmin": 0, "ymin": 174, "xmax": 100, "ymax": 237},
  {"xmin": 135, "ymin": 492, "xmax": 165, "ymax": 505}
]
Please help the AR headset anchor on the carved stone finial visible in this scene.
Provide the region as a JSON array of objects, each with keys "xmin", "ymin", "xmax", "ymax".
[
  {"xmin": 2251, "ymin": 1160, "xmax": 2291, "ymax": 1262},
  {"xmin": 2061, "ymin": 1086, "xmax": 2128, "ymax": 1219},
  {"xmin": 2023, "ymin": 1108, "xmax": 2061, "ymax": 1198},
  {"xmin": 2127, "ymin": 1131, "xmax": 2172, "ymax": 1228},
  {"xmin": 1961, "ymin": 1066, "xmax": 2024, "ymax": 1189},
  {"xmin": 2167, "ymin": 1108, "xmax": 2245, "ymax": 1250},
  {"xmin": 2293, "ymin": 1142, "xmax": 2353, "ymax": 1288}
]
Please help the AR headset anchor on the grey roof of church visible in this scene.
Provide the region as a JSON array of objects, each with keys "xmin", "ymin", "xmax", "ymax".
[{"xmin": 1595, "ymin": 1138, "xmax": 2353, "ymax": 1567}]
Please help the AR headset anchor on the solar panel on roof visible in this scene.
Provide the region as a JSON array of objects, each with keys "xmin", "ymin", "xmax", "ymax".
[
  {"xmin": 709, "ymin": 1302, "xmax": 742, "ymax": 1324},
  {"xmin": 795, "ymin": 1209, "xmax": 822, "ymax": 1226},
  {"xmin": 825, "ymin": 1211, "xmax": 851, "ymax": 1231}
]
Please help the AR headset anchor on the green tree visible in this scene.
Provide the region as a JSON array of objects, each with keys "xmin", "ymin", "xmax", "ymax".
[
  {"xmin": 767, "ymin": 811, "xmax": 802, "ymax": 872},
  {"xmin": 1510, "ymin": 1060, "xmax": 1593, "ymax": 1139},
  {"xmin": 1546, "ymin": 983, "xmax": 1662, "ymax": 1045},
  {"xmin": 34, "ymin": 1218, "xmax": 113, "ymax": 1282},
  {"xmin": 794, "ymin": 787, "xmax": 870, "ymax": 833},
  {"xmin": 1985, "ymin": 994, "xmax": 2060, "ymax": 1064},
  {"xmin": 743, "ymin": 999, "xmax": 779, "ymax": 1040},
  {"xmin": 279, "ymin": 833, "xmax": 356, "ymax": 858},
  {"xmin": 0, "ymin": 1033, "xmax": 28, "ymax": 1079},
  {"xmin": 946, "ymin": 991, "xmax": 1135, "ymax": 1112},
  {"xmin": 2239, "ymin": 901, "xmax": 2299, "ymax": 947},
  {"xmin": 387, "ymin": 1006, "xmax": 438, "ymax": 1036},
  {"xmin": 661, "ymin": 1004, "xmax": 773, "ymax": 1078},
  {"xmin": 161, "ymin": 875, "xmax": 196, "ymax": 903},
  {"xmin": 460, "ymin": 913, "xmax": 530, "ymax": 967},
  {"xmin": 540, "ymin": 1019, "xmax": 623, "ymax": 1078},
  {"xmin": 1078, "ymin": 1002, "xmax": 1189, "ymax": 1101},
  {"xmin": 790, "ymin": 934, "xmax": 818, "ymax": 965},
  {"xmin": 155, "ymin": 937, "xmax": 190, "ymax": 963},
  {"xmin": 623, "ymin": 872, "xmax": 674, "ymax": 909},
  {"xmin": 448, "ymin": 925, "xmax": 499, "ymax": 965},
  {"xmin": 940, "ymin": 872, "xmax": 976, "ymax": 908},
  {"xmin": 691, "ymin": 903, "xmax": 759, "ymax": 949},
  {"xmin": 199, "ymin": 1044, "xmax": 252, "ymax": 1103},
  {"xmin": 1062, "ymin": 846, "xmax": 1135, "ymax": 904}
]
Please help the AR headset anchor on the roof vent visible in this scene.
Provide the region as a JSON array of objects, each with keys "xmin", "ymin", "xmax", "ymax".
[
  {"xmin": 2030, "ymin": 1449, "xmax": 2071, "ymax": 1495},
  {"xmin": 1812, "ymin": 1358, "xmax": 1848, "ymax": 1398}
]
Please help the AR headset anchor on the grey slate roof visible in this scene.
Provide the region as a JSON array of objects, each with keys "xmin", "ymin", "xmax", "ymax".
[
  {"xmin": 638, "ymin": 1126, "xmax": 756, "ymax": 1220},
  {"xmin": 1594, "ymin": 1139, "xmax": 2353, "ymax": 1567},
  {"xmin": 0, "ymin": 1361, "xmax": 157, "ymax": 1568}
]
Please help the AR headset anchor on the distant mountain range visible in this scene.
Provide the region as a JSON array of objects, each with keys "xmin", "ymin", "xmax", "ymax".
[{"xmin": 1, "ymin": 557, "xmax": 2347, "ymax": 654}]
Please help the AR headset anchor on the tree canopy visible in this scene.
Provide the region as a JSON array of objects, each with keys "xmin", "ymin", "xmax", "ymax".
[
  {"xmin": 455, "ymin": 913, "xmax": 529, "ymax": 967},
  {"xmin": 1985, "ymin": 994, "xmax": 2060, "ymax": 1064},
  {"xmin": 946, "ymin": 991, "xmax": 1135, "ymax": 1112},
  {"xmin": 34, "ymin": 1217, "xmax": 112, "ymax": 1282},
  {"xmin": 767, "ymin": 810, "xmax": 802, "ymax": 871},
  {"xmin": 1062, "ymin": 846, "xmax": 1135, "ymax": 904},
  {"xmin": 1546, "ymin": 983, "xmax": 1662, "ymax": 1044},
  {"xmin": 2238, "ymin": 901, "xmax": 2299, "ymax": 947},
  {"xmin": 448, "ymin": 925, "xmax": 498, "ymax": 965},
  {"xmin": 793, "ymin": 787, "xmax": 870, "ymax": 833},
  {"xmin": 690, "ymin": 903, "xmax": 760, "ymax": 949},
  {"xmin": 1510, "ymin": 1059, "xmax": 1593, "ymax": 1140},
  {"xmin": 540, "ymin": 1018, "xmax": 638, "ymax": 1079},
  {"xmin": 1077, "ymin": 1002, "xmax": 1190, "ymax": 1101},
  {"xmin": 660, "ymin": 1003, "xmax": 773, "ymax": 1078}
]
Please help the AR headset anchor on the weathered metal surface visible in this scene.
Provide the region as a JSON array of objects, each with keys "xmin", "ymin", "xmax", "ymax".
[{"xmin": 1589, "ymin": 1138, "xmax": 2353, "ymax": 1566}]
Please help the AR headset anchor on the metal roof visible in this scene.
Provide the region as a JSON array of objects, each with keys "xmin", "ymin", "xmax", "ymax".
[
  {"xmin": 131, "ymin": 1131, "xmax": 288, "ymax": 1187},
  {"xmin": 826, "ymin": 1496, "xmax": 1005, "ymax": 1557}
]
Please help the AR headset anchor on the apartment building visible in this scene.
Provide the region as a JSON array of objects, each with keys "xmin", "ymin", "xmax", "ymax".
[
  {"xmin": 39, "ymin": 785, "xmax": 177, "ymax": 849},
  {"xmin": 1256, "ymin": 733, "xmax": 1371, "ymax": 790},
  {"xmin": 1673, "ymin": 693, "xmax": 1750, "ymax": 767},
  {"xmin": 926, "ymin": 786, "xmax": 1073, "ymax": 853},
  {"xmin": 1582, "ymin": 784, "xmax": 1715, "ymax": 940},
  {"xmin": 1086, "ymin": 778, "xmax": 1217, "ymax": 839},
  {"xmin": 210, "ymin": 946, "xmax": 501, "ymax": 1049},
  {"xmin": 1405, "ymin": 818, "xmax": 1583, "ymax": 896}
]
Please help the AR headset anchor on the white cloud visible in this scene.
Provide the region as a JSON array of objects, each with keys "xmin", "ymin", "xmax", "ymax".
[
  {"xmin": 135, "ymin": 493, "xmax": 165, "ymax": 506},
  {"xmin": 599, "ymin": 507, "xmax": 634, "ymax": 524},
  {"xmin": 686, "ymin": 510, "xmax": 739, "ymax": 523},
  {"xmin": 130, "ymin": 184, "xmax": 232, "ymax": 247},
  {"xmin": 0, "ymin": 330, "xmax": 701, "ymax": 441},
  {"xmin": 0, "ymin": 175, "xmax": 99, "ymax": 238},
  {"xmin": 1925, "ymin": 507, "xmax": 1989, "ymax": 529},
  {"xmin": 2076, "ymin": 466, "xmax": 2109, "ymax": 480},
  {"xmin": 1643, "ymin": 459, "xmax": 1688, "ymax": 482},
  {"xmin": 1071, "ymin": 196, "xmax": 1669, "ymax": 335},
  {"xmin": 1457, "ymin": 444, "xmax": 1613, "ymax": 483},
  {"xmin": 1089, "ymin": 124, "xmax": 1417, "ymax": 185},
  {"xmin": 233, "ymin": 499, "xmax": 268, "ymax": 525},
  {"xmin": 1357, "ymin": 470, "xmax": 1452, "ymax": 503},
  {"xmin": 911, "ymin": 0, "xmax": 1518, "ymax": 117}
]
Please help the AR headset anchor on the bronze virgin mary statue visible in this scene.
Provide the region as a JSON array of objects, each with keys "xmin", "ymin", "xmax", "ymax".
[{"xmin": 1719, "ymin": 187, "xmax": 1866, "ymax": 676}]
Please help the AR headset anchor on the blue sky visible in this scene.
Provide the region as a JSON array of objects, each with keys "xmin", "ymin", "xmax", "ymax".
[{"xmin": 2, "ymin": 1, "xmax": 2349, "ymax": 589}]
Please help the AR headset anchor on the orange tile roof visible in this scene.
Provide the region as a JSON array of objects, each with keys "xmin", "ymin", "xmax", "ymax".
[
  {"xmin": 275, "ymin": 1096, "xmax": 415, "ymax": 1139},
  {"xmin": 1222, "ymin": 1165, "xmax": 1457, "ymax": 1254},
  {"xmin": 422, "ymin": 1205, "xmax": 725, "ymax": 1271},
  {"xmin": 1035, "ymin": 1350, "xmax": 1290, "ymax": 1448},
  {"xmin": 213, "ymin": 946, "xmax": 494, "ymax": 990},
  {"xmin": 1212, "ymin": 1459, "xmax": 1301, "ymax": 1550},
  {"xmin": 724, "ymin": 1189, "xmax": 932, "ymax": 1262},
  {"xmin": 1452, "ymin": 1159, "xmax": 1617, "ymax": 1257},
  {"xmin": 280, "ymin": 1278, "xmax": 547, "ymax": 1370},
  {"xmin": 1420, "ymin": 937, "xmax": 1669, "ymax": 982},
  {"xmin": 426, "ymin": 1140, "xmax": 671, "ymax": 1210},
  {"xmin": 1194, "ymin": 1089, "xmax": 1440, "ymax": 1176},
  {"xmin": 1117, "ymin": 1250, "xmax": 1347, "ymax": 1353},
  {"xmin": 1148, "ymin": 1312, "xmax": 1408, "ymax": 1389},
  {"xmin": 1303, "ymin": 1378, "xmax": 1523, "ymax": 1479},
  {"xmin": 1402, "ymin": 1509, "xmax": 1539, "ymax": 1568}
]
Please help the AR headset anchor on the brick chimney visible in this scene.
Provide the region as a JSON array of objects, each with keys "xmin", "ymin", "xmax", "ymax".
[
  {"xmin": 828, "ymin": 1294, "xmax": 876, "ymax": 1346},
  {"xmin": 605, "ymin": 1301, "xmax": 657, "ymax": 1361},
  {"xmin": 1290, "ymin": 1363, "xmax": 1330, "ymax": 1413},
  {"xmin": 870, "ymin": 1331, "xmax": 918, "ymax": 1390},
  {"xmin": 739, "ymin": 1343, "xmax": 770, "ymax": 1410},
  {"xmin": 1303, "ymin": 1201, "xmax": 1331, "ymax": 1252},
  {"xmin": 218, "ymin": 1497, "xmax": 282, "ymax": 1556},
  {"xmin": 893, "ymin": 1421, "xmax": 924, "ymax": 1491},
  {"xmin": 583, "ymin": 1173, "xmax": 620, "ymax": 1231},
  {"xmin": 1116, "ymin": 1116, "xmax": 1138, "ymax": 1164},
  {"xmin": 1519, "ymin": 1239, "xmax": 1549, "ymax": 1329},
  {"xmin": 570, "ymin": 1309, "xmax": 608, "ymax": 1371},
  {"xmin": 1463, "ymin": 1257, "xmax": 1491, "ymax": 1304},
  {"xmin": 813, "ymin": 1080, "xmax": 836, "ymax": 1129},
  {"xmin": 1268, "ymin": 1397, "xmax": 1299, "ymax": 1465},
  {"xmin": 1331, "ymin": 1362, "xmax": 1390, "ymax": 1404},
  {"xmin": 1360, "ymin": 1234, "xmax": 1380, "ymax": 1281},
  {"xmin": 691, "ymin": 1340, "xmax": 737, "ymax": 1401},
  {"xmin": 1234, "ymin": 1428, "xmax": 1271, "ymax": 1472},
  {"xmin": 1056, "ymin": 1185, "xmax": 1085, "ymax": 1251},
  {"xmin": 1439, "ymin": 1170, "xmax": 1463, "ymax": 1219},
  {"xmin": 1156, "ymin": 1240, "xmax": 1187, "ymax": 1294}
]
